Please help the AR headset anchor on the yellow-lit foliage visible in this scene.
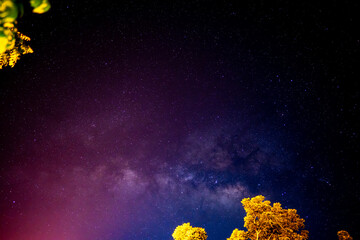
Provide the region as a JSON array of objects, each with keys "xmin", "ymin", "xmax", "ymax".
[
  {"xmin": 228, "ymin": 195, "xmax": 309, "ymax": 240},
  {"xmin": 172, "ymin": 222, "xmax": 208, "ymax": 240},
  {"xmin": 30, "ymin": 0, "xmax": 51, "ymax": 14},
  {"xmin": 0, "ymin": 0, "xmax": 50, "ymax": 68},
  {"xmin": 227, "ymin": 228, "xmax": 248, "ymax": 240},
  {"xmin": 337, "ymin": 230, "xmax": 353, "ymax": 240},
  {"xmin": 0, "ymin": 0, "xmax": 18, "ymax": 23},
  {"xmin": 0, "ymin": 30, "xmax": 33, "ymax": 69}
]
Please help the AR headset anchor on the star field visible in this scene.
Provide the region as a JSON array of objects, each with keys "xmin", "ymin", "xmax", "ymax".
[{"xmin": 0, "ymin": 1, "xmax": 359, "ymax": 240}]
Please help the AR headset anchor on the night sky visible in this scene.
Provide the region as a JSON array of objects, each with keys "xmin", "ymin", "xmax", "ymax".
[{"xmin": 0, "ymin": 1, "xmax": 359, "ymax": 240}]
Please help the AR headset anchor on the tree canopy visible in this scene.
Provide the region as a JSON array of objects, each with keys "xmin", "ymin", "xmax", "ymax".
[
  {"xmin": 173, "ymin": 196, "xmax": 352, "ymax": 240},
  {"xmin": 337, "ymin": 230, "xmax": 353, "ymax": 240},
  {"xmin": 172, "ymin": 223, "xmax": 208, "ymax": 240},
  {"xmin": 228, "ymin": 195, "xmax": 309, "ymax": 240}
]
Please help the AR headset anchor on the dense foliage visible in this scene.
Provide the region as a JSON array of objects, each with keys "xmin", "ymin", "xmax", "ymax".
[
  {"xmin": 228, "ymin": 195, "xmax": 308, "ymax": 240},
  {"xmin": 337, "ymin": 230, "xmax": 353, "ymax": 240},
  {"xmin": 173, "ymin": 196, "xmax": 352, "ymax": 240},
  {"xmin": 172, "ymin": 223, "xmax": 208, "ymax": 240},
  {"xmin": 0, "ymin": 0, "xmax": 50, "ymax": 68}
]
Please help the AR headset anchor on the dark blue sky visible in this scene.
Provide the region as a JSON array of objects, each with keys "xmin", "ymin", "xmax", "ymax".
[{"xmin": 0, "ymin": 1, "xmax": 359, "ymax": 239}]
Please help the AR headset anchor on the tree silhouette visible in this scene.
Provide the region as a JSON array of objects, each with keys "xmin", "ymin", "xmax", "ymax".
[
  {"xmin": 228, "ymin": 195, "xmax": 309, "ymax": 240},
  {"xmin": 172, "ymin": 222, "xmax": 208, "ymax": 240}
]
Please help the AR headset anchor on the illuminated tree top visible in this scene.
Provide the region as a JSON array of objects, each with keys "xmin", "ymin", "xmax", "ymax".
[
  {"xmin": 228, "ymin": 195, "xmax": 309, "ymax": 240},
  {"xmin": 337, "ymin": 230, "xmax": 353, "ymax": 240},
  {"xmin": 172, "ymin": 223, "xmax": 208, "ymax": 240}
]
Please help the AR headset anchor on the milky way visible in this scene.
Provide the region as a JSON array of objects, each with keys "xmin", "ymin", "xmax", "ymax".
[
  {"xmin": 0, "ymin": 1, "xmax": 359, "ymax": 240},
  {"xmin": 1, "ymin": 84, "xmax": 296, "ymax": 239}
]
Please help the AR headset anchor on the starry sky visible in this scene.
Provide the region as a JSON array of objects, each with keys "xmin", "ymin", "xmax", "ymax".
[{"xmin": 0, "ymin": 1, "xmax": 359, "ymax": 239}]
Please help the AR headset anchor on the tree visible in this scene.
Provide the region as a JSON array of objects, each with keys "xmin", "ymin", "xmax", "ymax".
[
  {"xmin": 172, "ymin": 222, "xmax": 208, "ymax": 240},
  {"xmin": 30, "ymin": 0, "xmax": 51, "ymax": 14},
  {"xmin": 228, "ymin": 228, "xmax": 248, "ymax": 240},
  {"xmin": 0, "ymin": 26, "xmax": 33, "ymax": 69},
  {"xmin": 0, "ymin": 0, "xmax": 50, "ymax": 68},
  {"xmin": 337, "ymin": 230, "xmax": 353, "ymax": 240},
  {"xmin": 228, "ymin": 195, "xmax": 309, "ymax": 240}
]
